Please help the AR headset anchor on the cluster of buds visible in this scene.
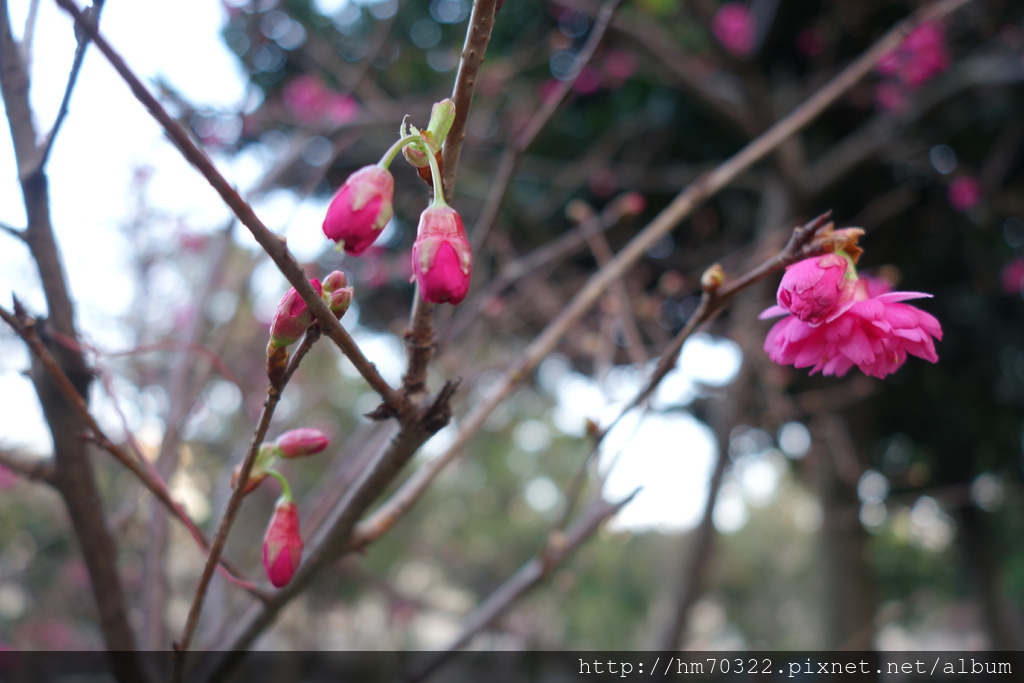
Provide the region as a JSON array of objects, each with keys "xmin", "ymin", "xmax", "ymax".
[
  {"xmin": 266, "ymin": 271, "xmax": 353, "ymax": 384},
  {"xmin": 231, "ymin": 428, "xmax": 329, "ymax": 588},
  {"xmin": 321, "ymin": 99, "xmax": 472, "ymax": 305},
  {"xmin": 760, "ymin": 226, "xmax": 942, "ymax": 378}
]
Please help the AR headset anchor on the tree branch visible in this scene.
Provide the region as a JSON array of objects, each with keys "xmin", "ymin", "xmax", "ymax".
[
  {"xmin": 173, "ymin": 325, "xmax": 322, "ymax": 672},
  {"xmin": 410, "ymin": 490, "xmax": 639, "ymax": 682},
  {"xmin": 31, "ymin": 0, "xmax": 104, "ymax": 175},
  {"xmin": 52, "ymin": 0, "xmax": 400, "ymax": 410}
]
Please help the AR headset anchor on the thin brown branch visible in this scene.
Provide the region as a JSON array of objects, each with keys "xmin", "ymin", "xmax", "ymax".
[
  {"xmin": 52, "ymin": 0, "xmax": 400, "ymax": 409},
  {"xmin": 447, "ymin": 190, "xmax": 641, "ymax": 342},
  {"xmin": 173, "ymin": 325, "xmax": 322, "ymax": 670},
  {"xmin": 31, "ymin": 0, "xmax": 104, "ymax": 175},
  {"xmin": 410, "ymin": 490, "xmax": 639, "ymax": 682},
  {"xmin": 469, "ymin": 0, "xmax": 621, "ymax": 252},
  {"xmin": 551, "ymin": 0, "xmax": 758, "ymax": 137},
  {"xmin": 0, "ymin": 447, "xmax": 54, "ymax": 482},
  {"xmin": 440, "ymin": 0, "xmax": 498, "ymax": 199},
  {"xmin": 0, "ymin": 220, "xmax": 25, "ymax": 241}
]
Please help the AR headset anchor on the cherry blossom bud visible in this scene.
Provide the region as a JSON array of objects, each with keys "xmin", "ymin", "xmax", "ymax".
[
  {"xmin": 321, "ymin": 270, "xmax": 354, "ymax": 317},
  {"xmin": 776, "ymin": 254, "xmax": 855, "ymax": 325},
  {"xmin": 426, "ymin": 99, "xmax": 456, "ymax": 147},
  {"xmin": 268, "ymin": 279, "xmax": 323, "ymax": 351},
  {"xmin": 412, "ymin": 205, "xmax": 472, "ymax": 305},
  {"xmin": 322, "ymin": 166, "xmax": 394, "ymax": 255},
  {"xmin": 701, "ymin": 264, "xmax": 724, "ymax": 293},
  {"xmin": 262, "ymin": 497, "xmax": 303, "ymax": 588},
  {"xmin": 274, "ymin": 428, "xmax": 328, "ymax": 459}
]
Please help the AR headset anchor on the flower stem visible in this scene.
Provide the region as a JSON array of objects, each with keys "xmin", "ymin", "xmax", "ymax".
[
  {"xmin": 426, "ymin": 142, "xmax": 448, "ymax": 209},
  {"xmin": 267, "ymin": 469, "xmax": 294, "ymax": 502},
  {"xmin": 378, "ymin": 133, "xmax": 426, "ymax": 170}
]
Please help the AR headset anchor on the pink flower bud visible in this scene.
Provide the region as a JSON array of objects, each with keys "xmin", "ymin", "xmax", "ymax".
[
  {"xmin": 274, "ymin": 428, "xmax": 329, "ymax": 459},
  {"xmin": 412, "ymin": 205, "xmax": 472, "ymax": 305},
  {"xmin": 262, "ymin": 498, "xmax": 303, "ymax": 588},
  {"xmin": 321, "ymin": 270, "xmax": 354, "ymax": 317},
  {"xmin": 322, "ymin": 166, "xmax": 394, "ymax": 255},
  {"xmin": 712, "ymin": 3, "xmax": 756, "ymax": 56},
  {"xmin": 269, "ymin": 278, "xmax": 323, "ymax": 350},
  {"xmin": 775, "ymin": 254, "xmax": 855, "ymax": 325}
]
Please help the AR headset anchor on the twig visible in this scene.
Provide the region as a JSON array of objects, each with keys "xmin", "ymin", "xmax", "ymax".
[
  {"xmin": 0, "ymin": 304, "xmax": 256, "ymax": 588},
  {"xmin": 440, "ymin": 0, "xmax": 498, "ymax": 199},
  {"xmin": 0, "ymin": 220, "xmax": 25, "ymax": 241},
  {"xmin": 18, "ymin": 0, "xmax": 39, "ymax": 67},
  {"xmin": 0, "ymin": 447, "xmax": 54, "ymax": 482},
  {"xmin": 52, "ymin": 0, "xmax": 400, "ymax": 409},
  {"xmin": 172, "ymin": 325, "xmax": 321, "ymax": 671},
  {"xmin": 469, "ymin": 0, "xmax": 622, "ymax": 252},
  {"xmin": 446, "ymin": 191, "xmax": 640, "ymax": 342},
  {"xmin": 409, "ymin": 490, "xmax": 639, "ymax": 682},
  {"xmin": 31, "ymin": 0, "xmax": 104, "ymax": 175}
]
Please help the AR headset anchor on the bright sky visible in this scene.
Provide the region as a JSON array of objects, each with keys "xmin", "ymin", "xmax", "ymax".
[{"xmin": 0, "ymin": 0, "xmax": 768, "ymax": 534}]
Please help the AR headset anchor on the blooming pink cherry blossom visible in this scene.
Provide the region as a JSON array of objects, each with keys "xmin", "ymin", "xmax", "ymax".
[
  {"xmin": 262, "ymin": 497, "xmax": 303, "ymax": 588},
  {"xmin": 761, "ymin": 277, "xmax": 942, "ymax": 378},
  {"xmin": 412, "ymin": 205, "xmax": 472, "ymax": 305},
  {"xmin": 712, "ymin": 3, "xmax": 756, "ymax": 56},
  {"xmin": 876, "ymin": 22, "xmax": 951, "ymax": 89},
  {"xmin": 322, "ymin": 165, "xmax": 394, "ymax": 255}
]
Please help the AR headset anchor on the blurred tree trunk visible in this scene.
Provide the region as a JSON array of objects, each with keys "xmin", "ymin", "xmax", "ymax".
[
  {"xmin": 958, "ymin": 505, "xmax": 1018, "ymax": 649},
  {"xmin": 814, "ymin": 416, "xmax": 875, "ymax": 649}
]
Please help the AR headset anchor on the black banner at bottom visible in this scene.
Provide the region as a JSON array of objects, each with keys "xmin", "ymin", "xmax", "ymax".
[{"xmin": 0, "ymin": 650, "xmax": 1019, "ymax": 683}]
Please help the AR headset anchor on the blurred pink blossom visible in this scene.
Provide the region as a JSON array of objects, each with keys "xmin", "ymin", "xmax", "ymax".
[
  {"xmin": 948, "ymin": 176, "xmax": 982, "ymax": 211},
  {"xmin": 0, "ymin": 465, "xmax": 18, "ymax": 491},
  {"xmin": 572, "ymin": 66, "xmax": 602, "ymax": 95},
  {"xmin": 877, "ymin": 22, "xmax": 951, "ymax": 89},
  {"xmin": 796, "ymin": 27, "xmax": 825, "ymax": 58},
  {"xmin": 1001, "ymin": 258, "xmax": 1024, "ymax": 295},
  {"xmin": 712, "ymin": 3, "xmax": 756, "ymax": 56},
  {"xmin": 283, "ymin": 75, "xmax": 359, "ymax": 124}
]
